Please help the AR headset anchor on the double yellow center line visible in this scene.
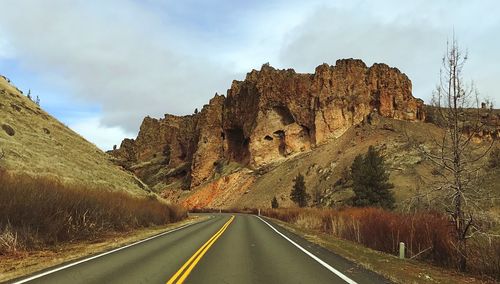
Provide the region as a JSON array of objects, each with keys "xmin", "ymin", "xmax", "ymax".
[{"xmin": 166, "ymin": 215, "xmax": 235, "ymax": 284}]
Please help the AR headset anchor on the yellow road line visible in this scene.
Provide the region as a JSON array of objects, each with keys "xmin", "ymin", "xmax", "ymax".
[{"xmin": 167, "ymin": 215, "xmax": 235, "ymax": 284}]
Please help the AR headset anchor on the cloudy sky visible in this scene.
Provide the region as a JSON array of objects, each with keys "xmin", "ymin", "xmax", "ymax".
[{"xmin": 1, "ymin": 0, "xmax": 498, "ymax": 150}]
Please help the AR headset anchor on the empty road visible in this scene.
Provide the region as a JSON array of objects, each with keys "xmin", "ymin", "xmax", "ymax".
[{"xmin": 10, "ymin": 214, "xmax": 389, "ymax": 284}]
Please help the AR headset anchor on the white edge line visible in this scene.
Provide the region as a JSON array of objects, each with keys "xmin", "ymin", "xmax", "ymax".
[
  {"xmin": 11, "ymin": 218, "xmax": 209, "ymax": 284},
  {"xmin": 256, "ymin": 216, "xmax": 358, "ymax": 284}
]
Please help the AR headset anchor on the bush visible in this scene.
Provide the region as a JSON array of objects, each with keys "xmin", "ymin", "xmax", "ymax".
[
  {"xmin": 488, "ymin": 147, "xmax": 500, "ymax": 168},
  {"xmin": 271, "ymin": 196, "xmax": 279, "ymax": 209},
  {"xmin": 0, "ymin": 169, "xmax": 187, "ymax": 254}
]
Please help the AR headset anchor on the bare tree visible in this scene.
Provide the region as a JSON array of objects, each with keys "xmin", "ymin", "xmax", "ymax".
[{"xmin": 422, "ymin": 36, "xmax": 495, "ymax": 271}]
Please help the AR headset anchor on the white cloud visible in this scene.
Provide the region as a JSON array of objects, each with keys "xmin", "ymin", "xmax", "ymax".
[
  {"xmin": 69, "ymin": 116, "xmax": 134, "ymax": 151},
  {"xmin": 278, "ymin": 1, "xmax": 500, "ymax": 103},
  {"xmin": 0, "ymin": 0, "xmax": 499, "ymax": 150},
  {"xmin": 0, "ymin": 0, "xmax": 235, "ymax": 132},
  {"xmin": 0, "ymin": 35, "xmax": 14, "ymax": 59}
]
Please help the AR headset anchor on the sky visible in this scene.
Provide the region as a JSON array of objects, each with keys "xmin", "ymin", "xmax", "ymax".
[{"xmin": 0, "ymin": 0, "xmax": 499, "ymax": 150}]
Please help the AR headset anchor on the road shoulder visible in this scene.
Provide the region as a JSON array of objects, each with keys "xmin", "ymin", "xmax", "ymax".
[
  {"xmin": 262, "ymin": 217, "xmax": 494, "ymax": 284},
  {"xmin": 0, "ymin": 215, "xmax": 209, "ymax": 283}
]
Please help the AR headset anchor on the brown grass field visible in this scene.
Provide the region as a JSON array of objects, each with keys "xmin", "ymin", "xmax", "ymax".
[
  {"xmin": 262, "ymin": 207, "xmax": 500, "ymax": 281},
  {"xmin": 0, "ymin": 169, "xmax": 187, "ymax": 255}
]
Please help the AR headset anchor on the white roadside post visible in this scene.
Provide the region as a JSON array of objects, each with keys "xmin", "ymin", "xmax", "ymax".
[
  {"xmin": 258, "ymin": 208, "xmax": 261, "ymax": 216},
  {"xmin": 399, "ymin": 242, "xmax": 405, "ymax": 259}
]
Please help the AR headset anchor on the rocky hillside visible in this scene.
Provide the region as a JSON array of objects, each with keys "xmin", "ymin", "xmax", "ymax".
[
  {"xmin": 110, "ymin": 59, "xmax": 425, "ymax": 193},
  {"xmin": 0, "ymin": 75, "xmax": 148, "ymax": 195},
  {"xmin": 178, "ymin": 117, "xmax": 498, "ymax": 210}
]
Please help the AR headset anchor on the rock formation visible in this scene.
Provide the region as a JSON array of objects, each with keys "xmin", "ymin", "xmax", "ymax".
[{"xmin": 110, "ymin": 59, "xmax": 425, "ymax": 191}]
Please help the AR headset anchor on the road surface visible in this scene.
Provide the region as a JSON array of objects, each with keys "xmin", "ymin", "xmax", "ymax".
[{"xmin": 9, "ymin": 214, "xmax": 390, "ymax": 284}]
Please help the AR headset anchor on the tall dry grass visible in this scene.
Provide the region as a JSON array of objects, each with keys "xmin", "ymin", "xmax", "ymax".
[
  {"xmin": 0, "ymin": 169, "xmax": 186, "ymax": 255},
  {"xmin": 262, "ymin": 207, "xmax": 500, "ymax": 280}
]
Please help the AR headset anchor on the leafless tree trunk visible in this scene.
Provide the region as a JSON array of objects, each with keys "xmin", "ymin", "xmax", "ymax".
[{"xmin": 423, "ymin": 36, "xmax": 495, "ymax": 272}]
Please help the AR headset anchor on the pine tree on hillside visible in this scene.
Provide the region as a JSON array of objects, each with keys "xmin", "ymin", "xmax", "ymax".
[
  {"xmin": 351, "ymin": 146, "xmax": 395, "ymax": 209},
  {"xmin": 271, "ymin": 196, "xmax": 279, "ymax": 209},
  {"xmin": 290, "ymin": 173, "xmax": 310, "ymax": 207}
]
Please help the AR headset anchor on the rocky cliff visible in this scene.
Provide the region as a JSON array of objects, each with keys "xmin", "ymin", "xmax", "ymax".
[{"xmin": 110, "ymin": 59, "xmax": 425, "ymax": 191}]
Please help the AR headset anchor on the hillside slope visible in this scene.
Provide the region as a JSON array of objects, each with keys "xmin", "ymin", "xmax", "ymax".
[
  {"xmin": 0, "ymin": 75, "xmax": 148, "ymax": 195},
  {"xmin": 176, "ymin": 116, "xmax": 499, "ymax": 213}
]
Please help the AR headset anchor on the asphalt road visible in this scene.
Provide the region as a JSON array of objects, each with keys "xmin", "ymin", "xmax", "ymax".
[{"xmin": 10, "ymin": 214, "xmax": 390, "ymax": 284}]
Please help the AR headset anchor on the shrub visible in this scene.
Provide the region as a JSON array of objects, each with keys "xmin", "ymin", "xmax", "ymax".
[
  {"xmin": 0, "ymin": 169, "xmax": 187, "ymax": 254},
  {"xmin": 271, "ymin": 196, "xmax": 279, "ymax": 209},
  {"xmin": 488, "ymin": 147, "xmax": 500, "ymax": 168}
]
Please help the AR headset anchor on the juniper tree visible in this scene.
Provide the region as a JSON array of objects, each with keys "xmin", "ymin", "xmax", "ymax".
[
  {"xmin": 290, "ymin": 173, "xmax": 309, "ymax": 207},
  {"xmin": 351, "ymin": 146, "xmax": 395, "ymax": 210},
  {"xmin": 271, "ymin": 196, "xmax": 279, "ymax": 209}
]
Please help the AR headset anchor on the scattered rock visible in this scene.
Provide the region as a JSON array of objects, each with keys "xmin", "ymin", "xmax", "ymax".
[
  {"xmin": 10, "ymin": 103, "xmax": 21, "ymax": 112},
  {"xmin": 2, "ymin": 124, "xmax": 15, "ymax": 136},
  {"xmin": 382, "ymin": 123, "xmax": 395, "ymax": 131}
]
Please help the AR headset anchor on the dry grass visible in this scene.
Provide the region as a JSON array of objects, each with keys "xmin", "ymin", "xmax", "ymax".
[
  {"xmin": 0, "ymin": 169, "xmax": 187, "ymax": 255},
  {"xmin": 262, "ymin": 207, "xmax": 500, "ymax": 281},
  {"xmin": 0, "ymin": 76, "xmax": 147, "ymax": 195},
  {"xmin": 272, "ymin": 218, "xmax": 496, "ymax": 284}
]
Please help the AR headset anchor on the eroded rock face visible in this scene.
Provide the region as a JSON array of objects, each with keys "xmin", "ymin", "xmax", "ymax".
[
  {"xmin": 112, "ymin": 114, "xmax": 200, "ymax": 190},
  {"xmin": 190, "ymin": 95, "xmax": 225, "ymax": 187},
  {"xmin": 110, "ymin": 59, "xmax": 425, "ymax": 191}
]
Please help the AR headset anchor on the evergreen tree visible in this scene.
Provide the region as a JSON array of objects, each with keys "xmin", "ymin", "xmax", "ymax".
[
  {"xmin": 271, "ymin": 196, "xmax": 279, "ymax": 209},
  {"xmin": 290, "ymin": 173, "xmax": 310, "ymax": 207},
  {"xmin": 351, "ymin": 146, "xmax": 395, "ymax": 209}
]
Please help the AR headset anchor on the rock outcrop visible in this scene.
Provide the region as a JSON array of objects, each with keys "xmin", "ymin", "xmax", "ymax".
[{"xmin": 110, "ymin": 59, "xmax": 425, "ymax": 191}]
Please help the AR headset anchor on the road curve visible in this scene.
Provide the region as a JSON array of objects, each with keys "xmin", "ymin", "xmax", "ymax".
[{"xmin": 9, "ymin": 214, "xmax": 390, "ymax": 284}]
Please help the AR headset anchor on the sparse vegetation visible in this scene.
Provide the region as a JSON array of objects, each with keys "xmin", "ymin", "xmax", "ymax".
[
  {"xmin": 262, "ymin": 207, "xmax": 500, "ymax": 281},
  {"xmin": 290, "ymin": 173, "xmax": 309, "ymax": 207},
  {"xmin": 350, "ymin": 146, "xmax": 395, "ymax": 209},
  {"xmin": 0, "ymin": 169, "xmax": 186, "ymax": 255}
]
